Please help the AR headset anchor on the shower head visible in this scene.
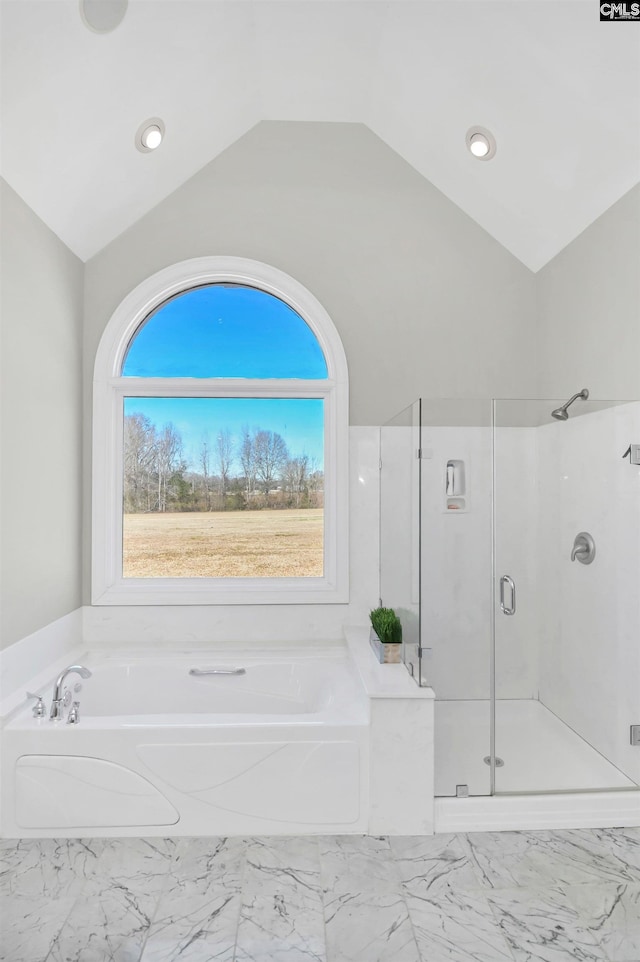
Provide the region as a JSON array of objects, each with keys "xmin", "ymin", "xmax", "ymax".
[{"xmin": 551, "ymin": 388, "xmax": 589, "ymax": 421}]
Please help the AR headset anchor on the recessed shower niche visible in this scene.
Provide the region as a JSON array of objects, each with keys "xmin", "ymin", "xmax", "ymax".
[{"xmin": 445, "ymin": 459, "xmax": 466, "ymax": 512}]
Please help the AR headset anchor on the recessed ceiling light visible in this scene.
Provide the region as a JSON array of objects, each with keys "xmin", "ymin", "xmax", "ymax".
[
  {"xmin": 466, "ymin": 127, "xmax": 497, "ymax": 161},
  {"xmin": 80, "ymin": 0, "xmax": 128, "ymax": 34},
  {"xmin": 135, "ymin": 118, "xmax": 165, "ymax": 153}
]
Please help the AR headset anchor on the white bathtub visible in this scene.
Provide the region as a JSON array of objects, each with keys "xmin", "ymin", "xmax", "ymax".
[{"xmin": 2, "ymin": 647, "xmax": 370, "ymax": 838}]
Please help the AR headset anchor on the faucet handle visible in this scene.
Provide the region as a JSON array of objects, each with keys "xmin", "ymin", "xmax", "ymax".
[
  {"xmin": 26, "ymin": 691, "xmax": 47, "ymax": 717},
  {"xmin": 67, "ymin": 701, "xmax": 81, "ymax": 725}
]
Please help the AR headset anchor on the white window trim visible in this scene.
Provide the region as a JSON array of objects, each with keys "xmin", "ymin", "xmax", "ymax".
[{"xmin": 92, "ymin": 256, "xmax": 349, "ymax": 605}]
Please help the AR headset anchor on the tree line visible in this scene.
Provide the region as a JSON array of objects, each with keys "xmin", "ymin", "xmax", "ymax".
[{"xmin": 123, "ymin": 413, "xmax": 323, "ymax": 513}]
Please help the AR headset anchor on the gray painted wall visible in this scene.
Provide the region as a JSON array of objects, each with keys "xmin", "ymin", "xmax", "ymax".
[
  {"xmin": 537, "ymin": 183, "xmax": 640, "ymax": 401},
  {"xmin": 0, "ymin": 180, "xmax": 84, "ymax": 650},
  {"xmin": 83, "ymin": 121, "xmax": 538, "ymax": 599},
  {"xmin": 84, "ymin": 122, "xmax": 539, "ymax": 426},
  {"xmin": 3, "ymin": 122, "xmax": 637, "ymax": 639}
]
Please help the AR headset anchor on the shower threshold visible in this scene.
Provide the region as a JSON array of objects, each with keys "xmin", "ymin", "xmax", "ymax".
[{"xmin": 435, "ymin": 788, "xmax": 640, "ymax": 833}]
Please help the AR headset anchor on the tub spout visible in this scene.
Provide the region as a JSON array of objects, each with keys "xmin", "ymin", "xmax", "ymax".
[{"xmin": 50, "ymin": 665, "xmax": 92, "ymax": 721}]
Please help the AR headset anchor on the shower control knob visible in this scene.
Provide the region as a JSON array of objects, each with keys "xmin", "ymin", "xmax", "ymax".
[{"xmin": 571, "ymin": 532, "xmax": 595, "ymax": 565}]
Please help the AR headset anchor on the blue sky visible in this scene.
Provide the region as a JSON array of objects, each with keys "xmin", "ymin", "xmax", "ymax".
[
  {"xmin": 124, "ymin": 397, "xmax": 325, "ymax": 472},
  {"xmin": 122, "ymin": 284, "xmax": 326, "ymax": 471},
  {"xmin": 123, "ymin": 284, "xmax": 327, "ymax": 379}
]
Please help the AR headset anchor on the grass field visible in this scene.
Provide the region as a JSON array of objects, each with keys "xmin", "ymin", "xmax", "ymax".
[{"xmin": 123, "ymin": 508, "xmax": 324, "ymax": 578}]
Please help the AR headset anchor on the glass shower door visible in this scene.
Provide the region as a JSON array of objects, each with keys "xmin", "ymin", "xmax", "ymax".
[
  {"xmin": 420, "ymin": 399, "xmax": 494, "ymax": 797},
  {"xmin": 493, "ymin": 397, "xmax": 640, "ymax": 794}
]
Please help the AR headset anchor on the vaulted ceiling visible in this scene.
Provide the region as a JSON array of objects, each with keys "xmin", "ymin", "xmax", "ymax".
[{"xmin": 2, "ymin": 0, "xmax": 639, "ymax": 270}]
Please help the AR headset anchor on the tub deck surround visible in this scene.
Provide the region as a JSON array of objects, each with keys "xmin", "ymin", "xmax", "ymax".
[
  {"xmin": 2, "ymin": 645, "xmax": 370, "ymax": 838},
  {"xmin": 344, "ymin": 626, "xmax": 433, "ymax": 702},
  {"xmin": 0, "ymin": 609, "xmax": 85, "ymax": 722},
  {"xmin": 344, "ymin": 626, "xmax": 436, "ymax": 836}
]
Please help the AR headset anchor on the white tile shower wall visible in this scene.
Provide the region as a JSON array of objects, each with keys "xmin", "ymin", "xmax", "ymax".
[
  {"xmin": 421, "ymin": 427, "xmax": 491, "ymax": 699},
  {"xmin": 420, "ymin": 427, "xmax": 538, "ymax": 700},
  {"xmin": 537, "ymin": 402, "xmax": 640, "ymax": 785},
  {"xmin": 83, "ymin": 427, "xmax": 380, "ymax": 645}
]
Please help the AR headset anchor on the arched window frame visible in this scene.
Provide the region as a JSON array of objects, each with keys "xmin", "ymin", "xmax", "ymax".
[{"xmin": 92, "ymin": 256, "xmax": 349, "ymax": 605}]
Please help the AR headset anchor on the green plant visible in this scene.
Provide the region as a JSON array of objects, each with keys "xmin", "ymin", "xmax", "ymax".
[{"xmin": 369, "ymin": 606, "xmax": 402, "ymax": 644}]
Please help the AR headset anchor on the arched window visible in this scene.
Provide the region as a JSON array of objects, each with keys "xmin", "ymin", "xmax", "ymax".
[{"xmin": 92, "ymin": 257, "xmax": 349, "ymax": 605}]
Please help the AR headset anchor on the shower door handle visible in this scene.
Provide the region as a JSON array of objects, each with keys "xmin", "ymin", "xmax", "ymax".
[{"xmin": 500, "ymin": 575, "xmax": 516, "ymax": 616}]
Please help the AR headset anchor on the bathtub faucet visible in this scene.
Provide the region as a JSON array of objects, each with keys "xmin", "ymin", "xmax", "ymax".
[{"xmin": 50, "ymin": 665, "xmax": 92, "ymax": 721}]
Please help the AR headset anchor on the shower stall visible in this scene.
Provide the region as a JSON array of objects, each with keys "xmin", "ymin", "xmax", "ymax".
[{"xmin": 380, "ymin": 396, "xmax": 640, "ymax": 829}]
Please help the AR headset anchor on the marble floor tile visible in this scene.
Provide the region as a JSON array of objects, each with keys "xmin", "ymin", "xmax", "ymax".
[
  {"xmin": 37, "ymin": 832, "xmax": 180, "ymax": 960},
  {"xmin": 237, "ymin": 836, "xmax": 325, "ymax": 962},
  {"xmin": 45, "ymin": 870, "xmax": 166, "ymax": 962},
  {"xmin": 320, "ymin": 834, "xmax": 398, "ymax": 896},
  {"xmin": 573, "ymin": 829, "xmax": 640, "ymax": 884},
  {"xmin": 323, "ymin": 890, "xmax": 420, "ymax": 962},
  {"xmin": 83, "ymin": 836, "xmax": 179, "ymax": 886},
  {"xmin": 463, "ymin": 829, "xmax": 635, "ymax": 891},
  {"xmin": 139, "ymin": 889, "xmax": 240, "ymax": 962},
  {"xmin": 0, "ymin": 838, "xmax": 98, "ymax": 900},
  {"xmin": 5, "ymin": 828, "xmax": 640, "ymax": 962},
  {"xmin": 390, "ymin": 834, "xmax": 483, "ymax": 897},
  {"xmin": 173, "ymin": 836, "xmax": 246, "ymax": 880},
  {"xmin": 320, "ymin": 835, "xmax": 419, "ymax": 960},
  {"xmin": 405, "ymin": 887, "xmax": 515, "ymax": 962},
  {"xmin": 565, "ymin": 881, "xmax": 640, "ymax": 962},
  {"xmin": 244, "ymin": 836, "xmax": 322, "ymax": 894},
  {"xmin": 1, "ymin": 893, "xmax": 76, "ymax": 962},
  {"xmin": 235, "ymin": 889, "xmax": 326, "ymax": 962},
  {"xmin": 140, "ymin": 837, "xmax": 245, "ymax": 962},
  {"xmin": 486, "ymin": 884, "xmax": 610, "ymax": 962}
]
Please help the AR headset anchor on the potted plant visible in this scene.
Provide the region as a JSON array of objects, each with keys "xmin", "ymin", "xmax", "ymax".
[{"xmin": 369, "ymin": 606, "xmax": 403, "ymax": 663}]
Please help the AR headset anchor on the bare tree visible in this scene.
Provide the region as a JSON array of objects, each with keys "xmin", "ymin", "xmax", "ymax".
[
  {"xmin": 215, "ymin": 429, "xmax": 234, "ymax": 500},
  {"xmin": 156, "ymin": 423, "xmax": 183, "ymax": 511},
  {"xmin": 199, "ymin": 436, "xmax": 212, "ymax": 511},
  {"xmin": 254, "ymin": 429, "xmax": 289, "ymax": 495},
  {"xmin": 282, "ymin": 455, "xmax": 309, "ymax": 507},
  {"xmin": 239, "ymin": 426, "xmax": 256, "ymax": 499},
  {"xmin": 124, "ymin": 415, "xmax": 322, "ymax": 514},
  {"xmin": 123, "ymin": 413, "xmax": 157, "ymax": 512},
  {"xmin": 306, "ymin": 457, "xmax": 324, "ymax": 508}
]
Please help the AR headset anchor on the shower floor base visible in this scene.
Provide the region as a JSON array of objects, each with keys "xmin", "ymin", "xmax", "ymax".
[{"xmin": 435, "ymin": 698, "xmax": 635, "ymax": 797}]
